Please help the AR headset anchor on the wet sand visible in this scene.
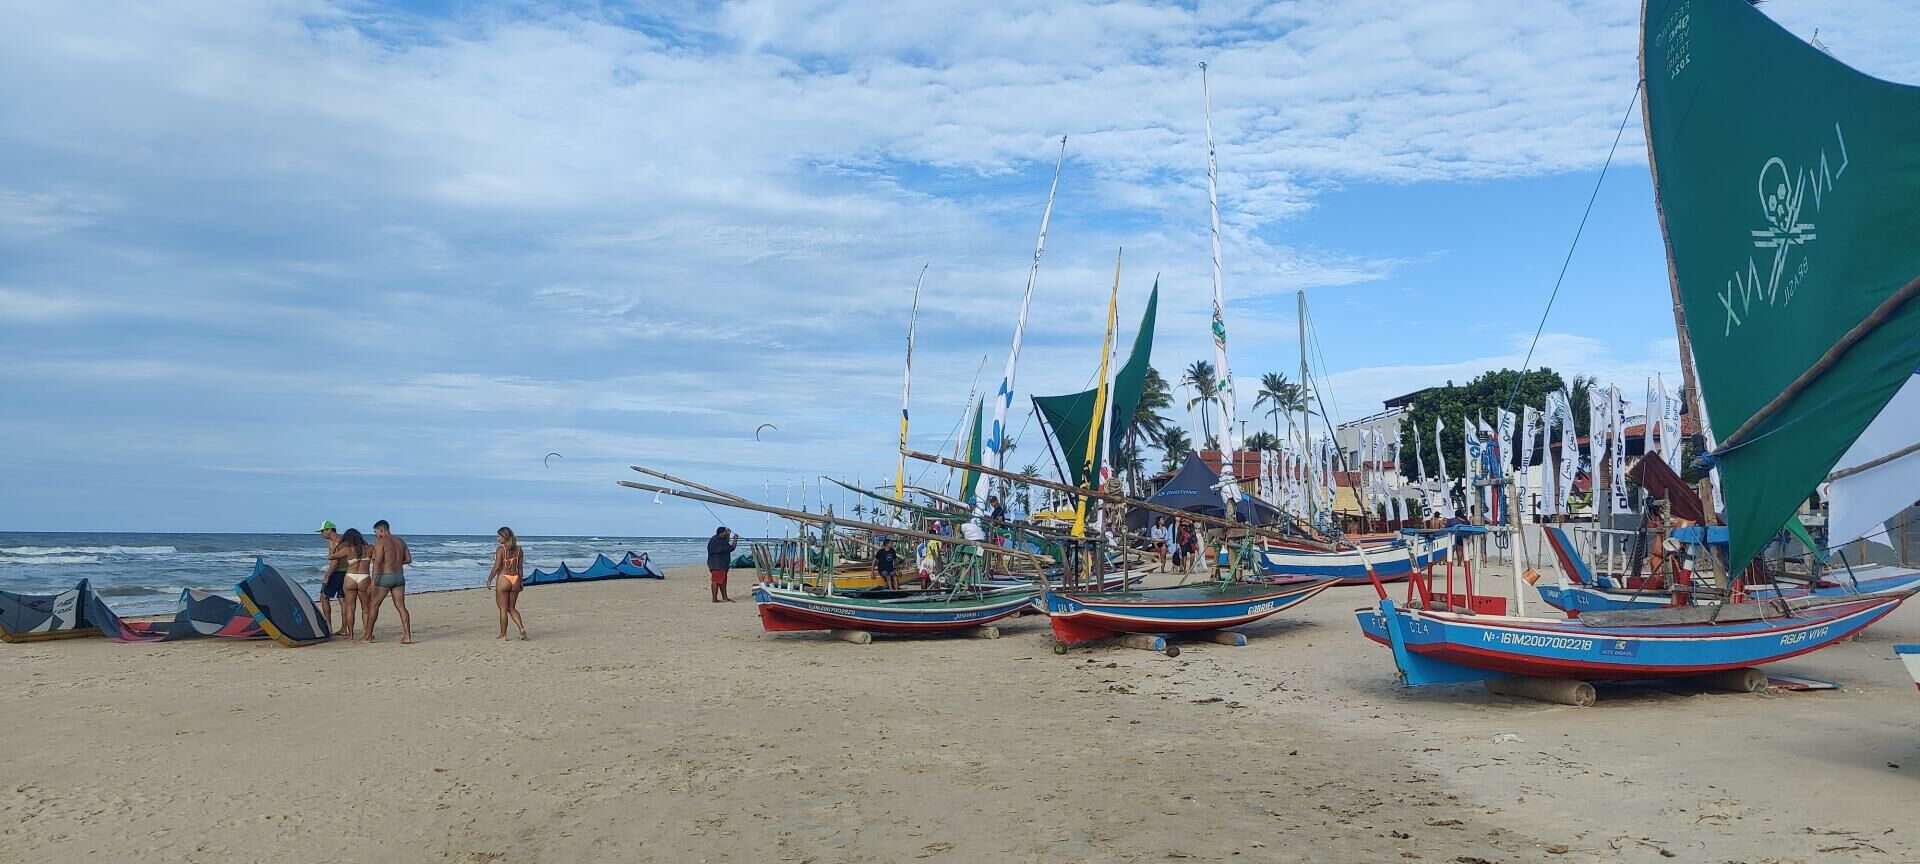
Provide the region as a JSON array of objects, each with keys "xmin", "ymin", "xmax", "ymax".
[{"xmin": 3, "ymin": 562, "xmax": 1916, "ymax": 863}]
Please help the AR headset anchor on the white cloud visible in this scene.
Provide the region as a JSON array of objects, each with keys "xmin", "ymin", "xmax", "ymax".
[{"xmin": 0, "ymin": 0, "xmax": 1910, "ymax": 531}]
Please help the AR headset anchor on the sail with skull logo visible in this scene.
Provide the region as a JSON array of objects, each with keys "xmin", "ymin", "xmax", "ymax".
[{"xmin": 1644, "ymin": 0, "xmax": 1920, "ymax": 573}]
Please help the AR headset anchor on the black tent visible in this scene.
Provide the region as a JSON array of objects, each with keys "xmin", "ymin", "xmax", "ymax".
[{"xmin": 1125, "ymin": 453, "xmax": 1283, "ymax": 530}]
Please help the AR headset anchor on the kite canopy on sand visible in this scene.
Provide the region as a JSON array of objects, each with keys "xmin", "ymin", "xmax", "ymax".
[
  {"xmin": 528, "ymin": 551, "xmax": 664, "ymax": 585},
  {"xmin": 235, "ymin": 559, "xmax": 331, "ymax": 647},
  {"xmin": 0, "ymin": 581, "xmax": 99, "ymax": 643},
  {"xmin": 87, "ymin": 589, "xmax": 265, "ymax": 643}
]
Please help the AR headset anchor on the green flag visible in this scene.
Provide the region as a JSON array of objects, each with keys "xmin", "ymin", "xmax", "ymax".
[
  {"xmin": 1643, "ymin": 0, "xmax": 1920, "ymax": 570},
  {"xmin": 961, "ymin": 398, "xmax": 984, "ymax": 504}
]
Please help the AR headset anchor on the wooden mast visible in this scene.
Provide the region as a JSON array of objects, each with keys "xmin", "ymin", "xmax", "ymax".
[{"xmin": 1637, "ymin": 0, "xmax": 1713, "ymax": 523}]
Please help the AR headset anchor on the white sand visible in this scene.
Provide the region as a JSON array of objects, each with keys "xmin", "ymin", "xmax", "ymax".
[{"xmin": 3, "ymin": 562, "xmax": 1917, "ymax": 863}]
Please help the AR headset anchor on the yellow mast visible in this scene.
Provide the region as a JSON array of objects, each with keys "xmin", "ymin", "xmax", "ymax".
[{"xmin": 1072, "ymin": 249, "xmax": 1122, "ymax": 539}]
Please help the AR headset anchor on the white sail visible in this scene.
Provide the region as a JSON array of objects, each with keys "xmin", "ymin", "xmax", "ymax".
[
  {"xmin": 984, "ymin": 136, "xmax": 1068, "ymax": 478},
  {"xmin": 895, "ymin": 265, "xmax": 927, "ymax": 500},
  {"xmin": 1199, "ymin": 62, "xmax": 1242, "ymax": 507}
]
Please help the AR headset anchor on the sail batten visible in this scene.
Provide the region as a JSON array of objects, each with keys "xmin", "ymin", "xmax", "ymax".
[{"xmin": 1642, "ymin": 0, "xmax": 1920, "ymax": 570}]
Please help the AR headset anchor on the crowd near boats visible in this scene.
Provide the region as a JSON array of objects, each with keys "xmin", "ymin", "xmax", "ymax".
[{"xmin": 7, "ymin": 1, "xmax": 1920, "ymax": 702}]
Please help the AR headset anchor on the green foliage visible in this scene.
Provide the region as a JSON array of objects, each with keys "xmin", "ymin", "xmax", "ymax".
[
  {"xmin": 1254, "ymin": 371, "xmax": 1311, "ymax": 439},
  {"xmin": 1396, "ymin": 368, "xmax": 1567, "ymax": 481},
  {"xmin": 1158, "ymin": 427, "xmax": 1192, "ymax": 472},
  {"xmin": 1181, "ymin": 360, "xmax": 1218, "ymax": 444},
  {"xmin": 1243, "ymin": 430, "xmax": 1281, "ymax": 451}
]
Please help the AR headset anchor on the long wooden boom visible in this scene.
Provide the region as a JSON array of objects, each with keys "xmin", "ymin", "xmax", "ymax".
[
  {"xmin": 617, "ymin": 480, "xmax": 1054, "ymax": 564},
  {"xmin": 900, "ymin": 447, "xmax": 1338, "ymax": 551}
]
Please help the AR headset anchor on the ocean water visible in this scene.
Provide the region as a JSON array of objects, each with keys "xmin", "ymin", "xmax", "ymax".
[{"xmin": 0, "ymin": 532, "xmax": 723, "ymax": 616}]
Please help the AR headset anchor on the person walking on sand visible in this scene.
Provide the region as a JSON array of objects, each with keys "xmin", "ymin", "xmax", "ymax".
[
  {"xmin": 337, "ymin": 528, "xmax": 374, "ymax": 640},
  {"xmin": 486, "ymin": 526, "xmax": 528, "ymax": 641},
  {"xmin": 363, "ymin": 520, "xmax": 413, "ymax": 643},
  {"xmin": 873, "ymin": 537, "xmax": 901, "ymax": 591},
  {"xmin": 316, "ymin": 521, "xmax": 350, "ymax": 635},
  {"xmin": 707, "ymin": 526, "xmax": 738, "ymax": 603}
]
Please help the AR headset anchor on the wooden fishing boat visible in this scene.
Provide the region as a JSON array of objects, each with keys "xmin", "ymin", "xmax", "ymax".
[
  {"xmin": 1357, "ymin": 593, "xmax": 1907, "ymax": 683},
  {"xmin": 752, "ymin": 582, "xmax": 1038, "ymax": 635},
  {"xmin": 1536, "ymin": 525, "xmax": 1920, "ymax": 614},
  {"xmin": 1358, "ymin": 0, "xmax": 1920, "ymax": 694},
  {"xmin": 1258, "ymin": 534, "xmax": 1449, "ymax": 586},
  {"xmin": 1046, "ymin": 577, "xmax": 1335, "ymax": 646}
]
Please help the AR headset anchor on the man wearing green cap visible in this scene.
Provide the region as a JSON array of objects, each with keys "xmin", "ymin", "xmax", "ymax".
[{"xmin": 316, "ymin": 520, "xmax": 349, "ymax": 635}]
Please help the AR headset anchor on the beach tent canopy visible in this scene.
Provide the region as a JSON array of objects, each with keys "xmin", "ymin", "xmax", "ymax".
[
  {"xmin": 1125, "ymin": 453, "xmax": 1282, "ymax": 530},
  {"xmin": 0, "ymin": 580, "xmax": 99, "ymax": 643},
  {"xmin": 235, "ymin": 559, "xmax": 330, "ymax": 647}
]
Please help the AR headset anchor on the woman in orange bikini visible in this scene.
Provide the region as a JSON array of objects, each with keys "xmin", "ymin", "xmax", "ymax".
[{"xmin": 486, "ymin": 526, "xmax": 529, "ymax": 640}]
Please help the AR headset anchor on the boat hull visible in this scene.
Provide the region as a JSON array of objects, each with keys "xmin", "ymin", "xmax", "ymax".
[
  {"xmin": 752, "ymin": 584, "xmax": 1038, "ymax": 635},
  {"xmin": 1045, "ymin": 578, "xmax": 1336, "ymax": 644},
  {"xmin": 1537, "ymin": 525, "xmax": 1920, "ymax": 614},
  {"xmin": 1538, "ymin": 572, "xmax": 1920, "ymax": 614},
  {"xmin": 1898, "ymin": 644, "xmax": 1920, "ymax": 692},
  {"xmin": 1356, "ymin": 594, "xmax": 1907, "ymax": 683},
  {"xmin": 1258, "ymin": 536, "xmax": 1448, "ymax": 586}
]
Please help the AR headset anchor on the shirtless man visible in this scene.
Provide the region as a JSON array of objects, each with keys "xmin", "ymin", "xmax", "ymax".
[
  {"xmin": 316, "ymin": 520, "xmax": 350, "ymax": 635},
  {"xmin": 363, "ymin": 519, "xmax": 413, "ymax": 644}
]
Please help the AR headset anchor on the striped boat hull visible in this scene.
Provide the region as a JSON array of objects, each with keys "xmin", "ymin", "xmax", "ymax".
[
  {"xmin": 1355, "ymin": 593, "xmax": 1908, "ymax": 683},
  {"xmin": 752, "ymin": 584, "xmax": 1038, "ymax": 635},
  {"xmin": 1258, "ymin": 536, "xmax": 1449, "ymax": 585},
  {"xmin": 1045, "ymin": 578, "xmax": 1336, "ymax": 644}
]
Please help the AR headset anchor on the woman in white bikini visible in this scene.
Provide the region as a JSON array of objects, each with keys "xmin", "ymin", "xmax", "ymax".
[
  {"xmin": 486, "ymin": 526, "xmax": 528, "ymax": 641},
  {"xmin": 338, "ymin": 528, "xmax": 374, "ymax": 640}
]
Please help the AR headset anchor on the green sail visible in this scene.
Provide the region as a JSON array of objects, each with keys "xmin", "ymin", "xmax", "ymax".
[
  {"xmin": 961, "ymin": 397, "xmax": 984, "ymax": 504},
  {"xmin": 1033, "ymin": 282, "xmax": 1159, "ymax": 488},
  {"xmin": 1643, "ymin": 0, "xmax": 1920, "ymax": 570}
]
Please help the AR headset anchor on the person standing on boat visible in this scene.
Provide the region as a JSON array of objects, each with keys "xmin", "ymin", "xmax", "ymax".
[
  {"xmin": 707, "ymin": 526, "xmax": 738, "ymax": 603},
  {"xmin": 363, "ymin": 520, "xmax": 413, "ymax": 644},
  {"xmin": 873, "ymin": 537, "xmax": 901, "ymax": 590},
  {"xmin": 316, "ymin": 521, "xmax": 349, "ymax": 635}
]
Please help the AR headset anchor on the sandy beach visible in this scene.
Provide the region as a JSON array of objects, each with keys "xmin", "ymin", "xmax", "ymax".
[{"xmin": 4, "ymin": 561, "xmax": 1917, "ymax": 863}]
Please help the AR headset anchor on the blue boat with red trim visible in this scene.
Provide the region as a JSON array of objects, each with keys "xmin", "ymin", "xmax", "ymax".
[{"xmin": 1045, "ymin": 576, "xmax": 1336, "ymax": 646}]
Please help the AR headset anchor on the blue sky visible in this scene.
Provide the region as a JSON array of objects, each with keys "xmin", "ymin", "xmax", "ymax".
[{"xmin": 3, "ymin": 0, "xmax": 1915, "ymax": 535}]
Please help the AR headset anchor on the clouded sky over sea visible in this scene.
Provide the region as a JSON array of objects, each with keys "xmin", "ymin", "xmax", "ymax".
[{"xmin": 3, "ymin": 1, "xmax": 1915, "ymax": 535}]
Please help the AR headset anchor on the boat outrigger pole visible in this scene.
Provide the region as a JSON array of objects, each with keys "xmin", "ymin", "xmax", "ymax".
[
  {"xmin": 901, "ymin": 447, "xmax": 1337, "ymax": 551},
  {"xmin": 619, "ymin": 479, "xmax": 1054, "ymax": 565}
]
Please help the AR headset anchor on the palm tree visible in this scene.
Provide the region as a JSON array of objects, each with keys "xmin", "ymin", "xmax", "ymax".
[
  {"xmin": 1181, "ymin": 360, "xmax": 1217, "ymax": 446},
  {"xmin": 1244, "ymin": 430, "xmax": 1281, "ymax": 451},
  {"xmin": 1016, "ymin": 463, "xmax": 1039, "ymax": 507},
  {"xmin": 1158, "ymin": 427, "xmax": 1193, "ymax": 473},
  {"xmin": 1566, "ymin": 374, "xmax": 1597, "ymax": 439},
  {"xmin": 1254, "ymin": 372, "xmax": 1293, "ymax": 441},
  {"xmin": 1119, "ymin": 366, "xmax": 1176, "ymax": 496}
]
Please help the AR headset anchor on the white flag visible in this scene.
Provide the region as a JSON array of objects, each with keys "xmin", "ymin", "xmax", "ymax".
[
  {"xmin": 1609, "ymin": 385, "xmax": 1630, "ymax": 513},
  {"xmin": 1519, "ymin": 406, "xmax": 1540, "ymax": 521}
]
